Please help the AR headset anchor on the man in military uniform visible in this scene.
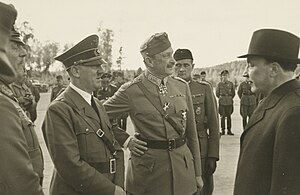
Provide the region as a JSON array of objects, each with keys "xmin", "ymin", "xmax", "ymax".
[
  {"xmin": 234, "ymin": 29, "xmax": 300, "ymax": 195},
  {"xmin": 216, "ymin": 70, "xmax": 235, "ymax": 135},
  {"xmin": 104, "ymin": 32, "xmax": 203, "ymax": 195},
  {"xmin": 173, "ymin": 48, "xmax": 219, "ymax": 195},
  {"xmin": 50, "ymin": 75, "xmax": 65, "ymax": 101},
  {"xmin": 42, "ymin": 35, "xmax": 126, "ymax": 195},
  {"xmin": 0, "ymin": 2, "xmax": 44, "ymax": 194},
  {"xmin": 237, "ymin": 74, "xmax": 256, "ymax": 129},
  {"xmin": 8, "ymin": 25, "xmax": 44, "ymax": 185},
  {"xmin": 95, "ymin": 72, "xmax": 117, "ymax": 102}
]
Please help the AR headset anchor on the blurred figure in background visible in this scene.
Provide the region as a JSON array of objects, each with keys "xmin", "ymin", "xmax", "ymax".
[
  {"xmin": 237, "ymin": 74, "xmax": 256, "ymax": 129},
  {"xmin": 95, "ymin": 72, "xmax": 117, "ymax": 102},
  {"xmin": 50, "ymin": 75, "xmax": 65, "ymax": 101},
  {"xmin": 216, "ymin": 70, "xmax": 235, "ymax": 135}
]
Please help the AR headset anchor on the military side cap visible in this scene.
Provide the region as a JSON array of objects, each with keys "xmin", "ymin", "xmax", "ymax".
[
  {"xmin": 55, "ymin": 34, "xmax": 107, "ymax": 69},
  {"xmin": 140, "ymin": 32, "xmax": 171, "ymax": 56},
  {"xmin": 220, "ymin": 70, "xmax": 229, "ymax": 76},
  {"xmin": 238, "ymin": 29, "xmax": 300, "ymax": 63},
  {"xmin": 0, "ymin": 2, "xmax": 17, "ymax": 77},
  {"xmin": 200, "ymin": 71, "xmax": 206, "ymax": 75},
  {"xmin": 173, "ymin": 48, "xmax": 193, "ymax": 61}
]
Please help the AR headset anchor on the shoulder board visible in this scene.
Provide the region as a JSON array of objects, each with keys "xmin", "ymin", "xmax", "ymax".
[
  {"xmin": 120, "ymin": 76, "xmax": 142, "ymax": 89},
  {"xmin": 110, "ymin": 83, "xmax": 117, "ymax": 88},
  {"xmin": 171, "ymin": 76, "xmax": 188, "ymax": 84},
  {"xmin": 195, "ymin": 80, "xmax": 209, "ymax": 86}
]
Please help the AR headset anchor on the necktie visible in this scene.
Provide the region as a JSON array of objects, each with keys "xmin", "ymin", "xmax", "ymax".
[{"xmin": 91, "ymin": 96, "xmax": 100, "ymax": 118}]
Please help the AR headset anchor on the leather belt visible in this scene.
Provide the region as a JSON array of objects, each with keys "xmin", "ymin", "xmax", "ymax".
[
  {"xmin": 136, "ymin": 135, "xmax": 186, "ymax": 151},
  {"xmin": 90, "ymin": 158, "xmax": 116, "ymax": 174}
]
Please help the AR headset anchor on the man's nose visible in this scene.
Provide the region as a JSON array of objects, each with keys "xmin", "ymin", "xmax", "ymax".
[{"xmin": 243, "ymin": 65, "xmax": 249, "ymax": 77}]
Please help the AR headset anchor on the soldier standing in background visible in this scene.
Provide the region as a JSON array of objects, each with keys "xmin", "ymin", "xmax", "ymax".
[
  {"xmin": 95, "ymin": 72, "xmax": 117, "ymax": 102},
  {"xmin": 0, "ymin": 2, "xmax": 44, "ymax": 194},
  {"xmin": 173, "ymin": 48, "xmax": 219, "ymax": 195},
  {"xmin": 50, "ymin": 75, "xmax": 65, "ymax": 101},
  {"xmin": 237, "ymin": 74, "xmax": 256, "ymax": 129},
  {"xmin": 216, "ymin": 70, "xmax": 235, "ymax": 135},
  {"xmin": 104, "ymin": 32, "xmax": 203, "ymax": 195}
]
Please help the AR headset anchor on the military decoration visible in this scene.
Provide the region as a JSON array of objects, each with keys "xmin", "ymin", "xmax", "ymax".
[
  {"xmin": 163, "ymin": 102, "xmax": 170, "ymax": 111},
  {"xmin": 181, "ymin": 110, "xmax": 187, "ymax": 121},
  {"xmin": 159, "ymin": 83, "xmax": 168, "ymax": 96},
  {"xmin": 195, "ymin": 106, "xmax": 201, "ymax": 115}
]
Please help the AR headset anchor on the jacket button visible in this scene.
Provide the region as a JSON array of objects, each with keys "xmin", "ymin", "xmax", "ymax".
[{"xmin": 85, "ymin": 128, "xmax": 89, "ymax": 132}]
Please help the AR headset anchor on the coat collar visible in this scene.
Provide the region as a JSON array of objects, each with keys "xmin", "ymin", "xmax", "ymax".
[{"xmin": 242, "ymin": 79, "xmax": 300, "ymax": 139}]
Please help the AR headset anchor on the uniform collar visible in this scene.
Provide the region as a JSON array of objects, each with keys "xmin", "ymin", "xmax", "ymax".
[
  {"xmin": 0, "ymin": 80, "xmax": 17, "ymax": 102},
  {"xmin": 144, "ymin": 69, "xmax": 168, "ymax": 87},
  {"xmin": 69, "ymin": 82, "xmax": 92, "ymax": 105}
]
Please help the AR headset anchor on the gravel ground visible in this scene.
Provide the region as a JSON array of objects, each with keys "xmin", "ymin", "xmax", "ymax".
[{"xmin": 36, "ymin": 92, "xmax": 243, "ymax": 195}]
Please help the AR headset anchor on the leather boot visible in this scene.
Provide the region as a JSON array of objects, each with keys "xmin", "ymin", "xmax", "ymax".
[{"xmin": 227, "ymin": 129, "xmax": 234, "ymax": 135}]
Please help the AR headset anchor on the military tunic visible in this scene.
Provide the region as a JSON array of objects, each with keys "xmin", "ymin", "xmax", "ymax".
[
  {"xmin": 189, "ymin": 80, "xmax": 219, "ymax": 195},
  {"xmin": 96, "ymin": 84, "xmax": 118, "ymax": 102},
  {"xmin": 0, "ymin": 83, "xmax": 43, "ymax": 195},
  {"xmin": 216, "ymin": 81, "xmax": 235, "ymax": 132},
  {"xmin": 50, "ymin": 85, "xmax": 65, "ymax": 102},
  {"xmin": 104, "ymin": 71, "xmax": 201, "ymax": 195},
  {"xmin": 42, "ymin": 86, "xmax": 124, "ymax": 195}
]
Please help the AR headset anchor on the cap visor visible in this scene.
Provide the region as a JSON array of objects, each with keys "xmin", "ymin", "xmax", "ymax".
[{"xmin": 0, "ymin": 51, "xmax": 16, "ymax": 77}]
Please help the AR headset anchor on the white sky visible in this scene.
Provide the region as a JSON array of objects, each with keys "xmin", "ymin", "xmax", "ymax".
[{"xmin": 3, "ymin": 0, "xmax": 300, "ymax": 70}]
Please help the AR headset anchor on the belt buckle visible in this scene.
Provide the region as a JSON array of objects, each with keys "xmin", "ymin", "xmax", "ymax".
[
  {"xmin": 168, "ymin": 138, "xmax": 176, "ymax": 151},
  {"xmin": 109, "ymin": 158, "xmax": 116, "ymax": 174},
  {"xmin": 96, "ymin": 129, "xmax": 104, "ymax": 138}
]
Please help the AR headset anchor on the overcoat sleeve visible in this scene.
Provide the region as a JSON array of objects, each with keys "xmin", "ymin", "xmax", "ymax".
[{"xmin": 270, "ymin": 106, "xmax": 300, "ymax": 194}]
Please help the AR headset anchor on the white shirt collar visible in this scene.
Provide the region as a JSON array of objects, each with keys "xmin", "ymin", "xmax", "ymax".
[{"xmin": 69, "ymin": 82, "xmax": 92, "ymax": 105}]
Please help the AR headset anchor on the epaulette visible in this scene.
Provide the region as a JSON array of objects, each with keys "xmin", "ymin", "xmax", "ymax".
[
  {"xmin": 171, "ymin": 75, "xmax": 188, "ymax": 84},
  {"xmin": 110, "ymin": 83, "xmax": 117, "ymax": 88},
  {"xmin": 119, "ymin": 75, "xmax": 142, "ymax": 90},
  {"xmin": 196, "ymin": 80, "xmax": 209, "ymax": 86}
]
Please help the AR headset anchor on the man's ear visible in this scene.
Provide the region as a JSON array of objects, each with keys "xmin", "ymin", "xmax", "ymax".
[
  {"xmin": 144, "ymin": 56, "xmax": 154, "ymax": 68},
  {"xmin": 70, "ymin": 66, "xmax": 80, "ymax": 78},
  {"xmin": 269, "ymin": 62, "xmax": 280, "ymax": 77}
]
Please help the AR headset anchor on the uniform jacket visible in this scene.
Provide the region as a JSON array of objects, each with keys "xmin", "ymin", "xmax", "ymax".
[
  {"xmin": 10, "ymin": 82, "xmax": 34, "ymax": 114},
  {"xmin": 234, "ymin": 79, "xmax": 300, "ymax": 195},
  {"xmin": 104, "ymin": 71, "xmax": 201, "ymax": 195},
  {"xmin": 42, "ymin": 86, "xmax": 123, "ymax": 195},
  {"xmin": 216, "ymin": 81, "xmax": 235, "ymax": 105},
  {"xmin": 5, "ymin": 83, "xmax": 44, "ymax": 178},
  {"xmin": 237, "ymin": 81, "xmax": 256, "ymax": 106},
  {"xmin": 96, "ymin": 84, "xmax": 118, "ymax": 101},
  {"xmin": 189, "ymin": 80, "xmax": 219, "ymax": 160},
  {"xmin": 0, "ymin": 91, "xmax": 43, "ymax": 195},
  {"xmin": 50, "ymin": 85, "xmax": 65, "ymax": 102}
]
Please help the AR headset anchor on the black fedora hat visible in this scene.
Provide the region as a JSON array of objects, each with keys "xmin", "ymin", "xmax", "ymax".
[{"xmin": 238, "ymin": 29, "xmax": 300, "ymax": 63}]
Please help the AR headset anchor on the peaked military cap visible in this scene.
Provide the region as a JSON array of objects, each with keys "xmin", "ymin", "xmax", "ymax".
[
  {"xmin": 55, "ymin": 34, "xmax": 107, "ymax": 69},
  {"xmin": 140, "ymin": 32, "xmax": 171, "ymax": 56},
  {"xmin": 0, "ymin": 2, "xmax": 17, "ymax": 77},
  {"xmin": 173, "ymin": 48, "xmax": 193, "ymax": 61},
  {"xmin": 100, "ymin": 72, "xmax": 112, "ymax": 79},
  {"xmin": 238, "ymin": 29, "xmax": 300, "ymax": 63},
  {"xmin": 220, "ymin": 70, "xmax": 229, "ymax": 76}
]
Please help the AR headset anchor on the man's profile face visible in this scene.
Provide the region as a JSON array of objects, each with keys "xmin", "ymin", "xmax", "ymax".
[
  {"xmin": 7, "ymin": 41, "xmax": 26, "ymax": 79},
  {"xmin": 76, "ymin": 64, "xmax": 104, "ymax": 93},
  {"xmin": 57, "ymin": 79, "xmax": 63, "ymax": 87},
  {"xmin": 221, "ymin": 73, "xmax": 228, "ymax": 82},
  {"xmin": 174, "ymin": 59, "xmax": 193, "ymax": 81},
  {"xmin": 150, "ymin": 47, "xmax": 175, "ymax": 77},
  {"xmin": 200, "ymin": 73, "xmax": 206, "ymax": 81},
  {"xmin": 245, "ymin": 56, "xmax": 272, "ymax": 94}
]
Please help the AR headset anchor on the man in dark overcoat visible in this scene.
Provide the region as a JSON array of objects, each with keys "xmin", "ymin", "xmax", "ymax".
[{"xmin": 234, "ymin": 29, "xmax": 300, "ymax": 195}]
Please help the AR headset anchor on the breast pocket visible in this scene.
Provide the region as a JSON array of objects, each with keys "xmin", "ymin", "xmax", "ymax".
[
  {"xmin": 73, "ymin": 123, "xmax": 107, "ymax": 162},
  {"xmin": 192, "ymin": 95, "xmax": 204, "ymax": 116}
]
